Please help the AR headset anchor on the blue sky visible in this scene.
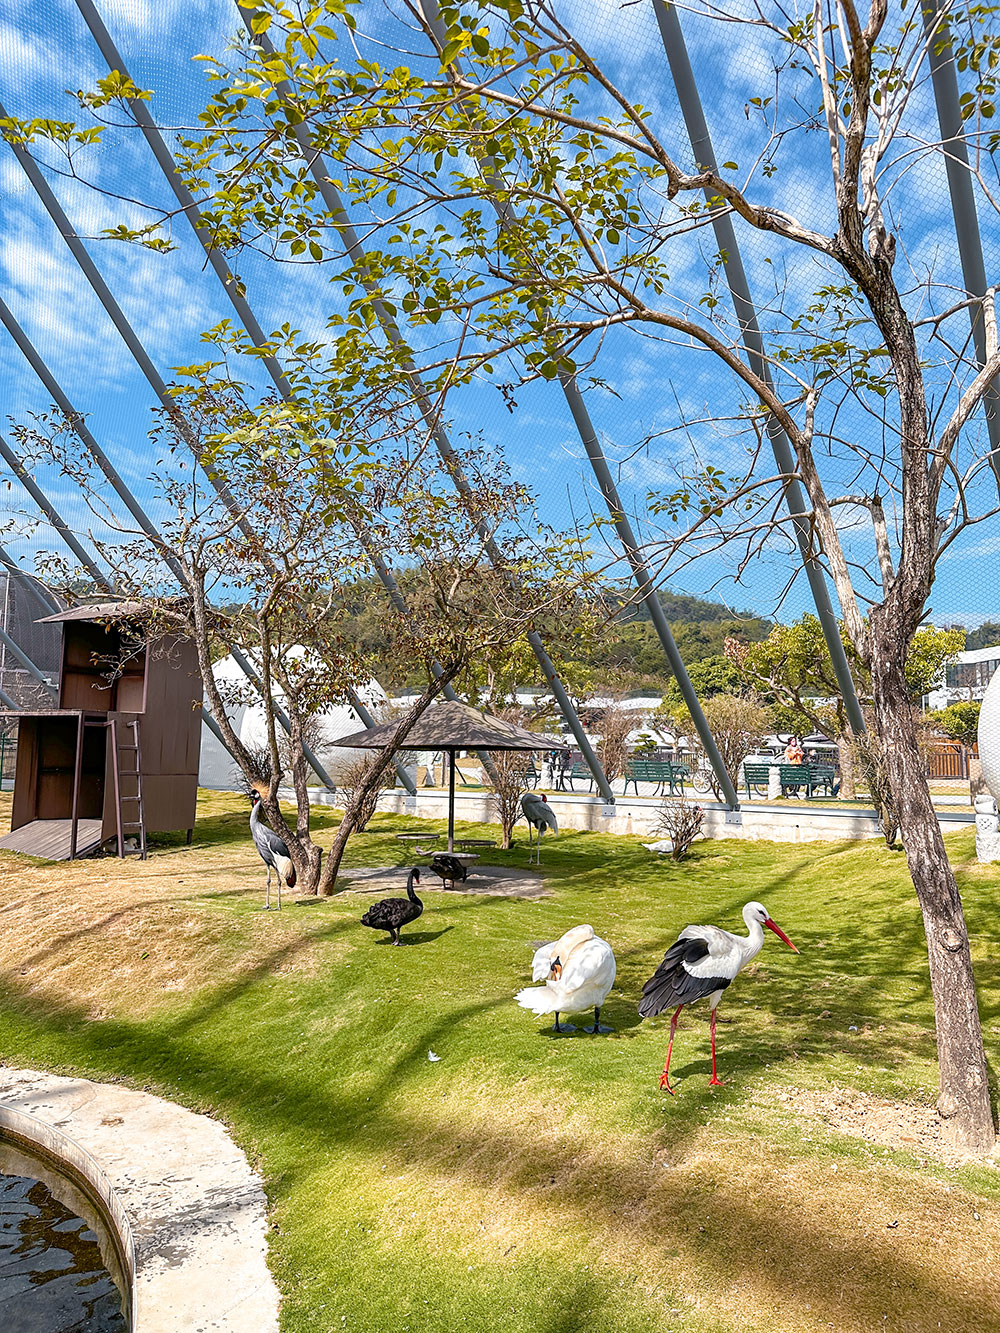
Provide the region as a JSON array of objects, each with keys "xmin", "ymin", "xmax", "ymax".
[{"xmin": 2, "ymin": 0, "xmax": 1000, "ymax": 632}]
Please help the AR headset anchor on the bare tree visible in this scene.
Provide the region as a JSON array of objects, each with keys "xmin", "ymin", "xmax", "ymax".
[
  {"xmin": 336, "ymin": 753, "xmax": 397, "ymax": 832},
  {"xmin": 595, "ymin": 701, "xmax": 641, "ymax": 783},
  {"xmin": 485, "ymin": 747, "xmax": 532, "ymax": 847},
  {"xmin": 701, "ymin": 695, "xmax": 770, "ymax": 797},
  {"xmin": 14, "ymin": 386, "xmax": 591, "ymax": 895}
]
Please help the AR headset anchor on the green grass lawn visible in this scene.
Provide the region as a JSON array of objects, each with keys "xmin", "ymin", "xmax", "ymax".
[{"xmin": 0, "ymin": 791, "xmax": 998, "ymax": 1331}]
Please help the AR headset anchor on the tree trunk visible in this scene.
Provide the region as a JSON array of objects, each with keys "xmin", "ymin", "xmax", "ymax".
[
  {"xmin": 317, "ymin": 661, "xmax": 461, "ymax": 895},
  {"xmin": 838, "ymin": 735, "xmax": 856, "ymax": 800},
  {"xmin": 870, "ymin": 645, "xmax": 995, "ymax": 1155}
]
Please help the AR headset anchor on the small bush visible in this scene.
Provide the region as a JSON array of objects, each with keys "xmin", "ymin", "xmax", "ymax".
[
  {"xmin": 654, "ymin": 798, "xmax": 705, "ymax": 861},
  {"xmin": 485, "ymin": 749, "xmax": 532, "ymax": 848}
]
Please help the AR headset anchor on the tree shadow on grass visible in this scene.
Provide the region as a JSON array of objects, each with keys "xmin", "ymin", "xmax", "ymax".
[{"xmin": 0, "ymin": 972, "xmax": 994, "ymax": 1333}]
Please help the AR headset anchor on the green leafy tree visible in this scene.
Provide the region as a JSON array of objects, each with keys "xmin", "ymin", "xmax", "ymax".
[
  {"xmin": 26, "ymin": 0, "xmax": 1000, "ymax": 1154},
  {"xmin": 905, "ymin": 629, "xmax": 966, "ymax": 700},
  {"xmin": 734, "ymin": 618, "xmax": 964, "ymax": 797},
  {"xmin": 932, "ymin": 702, "xmax": 982, "ymax": 750}
]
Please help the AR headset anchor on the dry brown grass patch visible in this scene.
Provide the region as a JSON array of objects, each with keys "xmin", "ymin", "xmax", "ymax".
[{"xmin": 0, "ymin": 835, "xmax": 325, "ymax": 1015}]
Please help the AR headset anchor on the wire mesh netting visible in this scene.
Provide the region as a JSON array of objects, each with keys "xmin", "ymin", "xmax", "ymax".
[{"xmin": 1, "ymin": 0, "xmax": 999, "ymax": 742}]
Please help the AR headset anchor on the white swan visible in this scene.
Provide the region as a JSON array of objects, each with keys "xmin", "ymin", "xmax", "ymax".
[{"xmin": 515, "ymin": 924, "xmax": 617, "ymax": 1034}]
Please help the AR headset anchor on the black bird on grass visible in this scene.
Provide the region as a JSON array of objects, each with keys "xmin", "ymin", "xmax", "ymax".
[
  {"xmin": 361, "ymin": 868, "xmax": 423, "ymax": 944},
  {"xmin": 429, "ymin": 853, "xmax": 468, "ymax": 888}
]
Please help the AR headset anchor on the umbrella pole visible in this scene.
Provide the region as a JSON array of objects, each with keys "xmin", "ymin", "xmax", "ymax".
[{"xmin": 448, "ymin": 750, "xmax": 456, "ymax": 852}]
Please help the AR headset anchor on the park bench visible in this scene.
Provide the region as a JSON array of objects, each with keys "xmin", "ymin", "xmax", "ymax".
[
  {"xmin": 561, "ymin": 761, "xmax": 596, "ymax": 793},
  {"xmin": 806, "ymin": 764, "xmax": 838, "ymax": 796},
  {"xmin": 743, "ymin": 762, "xmax": 772, "ymax": 798},
  {"xmin": 743, "ymin": 761, "xmax": 840, "ymax": 799},
  {"xmin": 780, "ymin": 763, "xmax": 841, "ymax": 797},
  {"xmin": 623, "ymin": 758, "xmax": 689, "ymax": 797}
]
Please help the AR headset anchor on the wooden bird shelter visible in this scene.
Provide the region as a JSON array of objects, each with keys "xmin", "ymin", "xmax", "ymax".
[{"xmin": 0, "ymin": 603, "xmax": 202, "ymax": 860}]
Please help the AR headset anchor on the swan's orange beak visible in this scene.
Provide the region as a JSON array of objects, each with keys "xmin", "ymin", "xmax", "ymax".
[
  {"xmin": 550, "ymin": 956, "xmax": 563, "ymax": 980},
  {"xmin": 765, "ymin": 917, "xmax": 799, "ymax": 952}
]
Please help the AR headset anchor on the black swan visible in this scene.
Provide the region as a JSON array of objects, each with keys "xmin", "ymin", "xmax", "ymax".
[
  {"xmin": 429, "ymin": 853, "xmax": 468, "ymax": 888},
  {"xmin": 360, "ymin": 868, "xmax": 423, "ymax": 944}
]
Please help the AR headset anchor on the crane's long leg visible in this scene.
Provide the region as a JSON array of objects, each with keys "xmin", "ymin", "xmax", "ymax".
[
  {"xmin": 265, "ymin": 864, "xmax": 272, "ymax": 911},
  {"xmin": 276, "ymin": 870, "xmax": 282, "ymax": 912},
  {"xmin": 708, "ymin": 1006, "xmax": 724, "ymax": 1086},
  {"xmin": 659, "ymin": 1004, "xmax": 684, "ymax": 1094}
]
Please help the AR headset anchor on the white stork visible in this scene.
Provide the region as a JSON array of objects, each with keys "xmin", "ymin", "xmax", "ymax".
[
  {"xmin": 639, "ymin": 900, "xmax": 798, "ymax": 1093},
  {"xmin": 521, "ymin": 792, "xmax": 558, "ymax": 865}
]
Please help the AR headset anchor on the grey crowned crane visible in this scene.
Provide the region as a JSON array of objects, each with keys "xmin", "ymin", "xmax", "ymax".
[
  {"xmin": 521, "ymin": 792, "xmax": 558, "ymax": 865},
  {"xmin": 360, "ymin": 868, "xmax": 423, "ymax": 944},
  {"xmin": 639, "ymin": 901, "xmax": 798, "ymax": 1093},
  {"xmin": 249, "ymin": 788, "xmax": 297, "ymax": 910}
]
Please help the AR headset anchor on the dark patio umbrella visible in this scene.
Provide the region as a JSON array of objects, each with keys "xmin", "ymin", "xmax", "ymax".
[{"xmin": 329, "ymin": 699, "xmax": 566, "ymax": 851}]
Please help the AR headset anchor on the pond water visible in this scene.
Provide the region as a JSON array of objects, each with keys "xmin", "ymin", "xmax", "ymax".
[{"xmin": 0, "ymin": 1139, "xmax": 128, "ymax": 1332}]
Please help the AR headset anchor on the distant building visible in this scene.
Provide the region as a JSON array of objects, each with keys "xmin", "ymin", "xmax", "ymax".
[{"xmin": 925, "ymin": 644, "xmax": 1000, "ymax": 709}]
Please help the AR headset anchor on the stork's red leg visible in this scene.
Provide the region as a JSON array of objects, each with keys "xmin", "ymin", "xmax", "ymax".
[
  {"xmin": 708, "ymin": 1006, "xmax": 725, "ymax": 1087},
  {"xmin": 659, "ymin": 1004, "xmax": 683, "ymax": 1094}
]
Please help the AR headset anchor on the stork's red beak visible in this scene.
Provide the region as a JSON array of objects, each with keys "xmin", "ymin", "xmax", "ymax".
[{"xmin": 765, "ymin": 917, "xmax": 799, "ymax": 952}]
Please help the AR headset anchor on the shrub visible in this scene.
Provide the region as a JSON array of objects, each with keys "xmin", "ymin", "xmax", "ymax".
[
  {"xmin": 654, "ymin": 798, "xmax": 705, "ymax": 861},
  {"xmin": 485, "ymin": 749, "xmax": 532, "ymax": 848}
]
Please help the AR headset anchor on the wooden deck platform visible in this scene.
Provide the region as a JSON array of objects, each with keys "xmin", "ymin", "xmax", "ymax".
[{"xmin": 0, "ymin": 819, "xmax": 105, "ymax": 860}]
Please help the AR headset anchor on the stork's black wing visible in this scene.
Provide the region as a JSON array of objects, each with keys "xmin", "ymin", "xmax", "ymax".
[{"xmin": 638, "ymin": 937, "xmax": 731, "ymax": 1017}]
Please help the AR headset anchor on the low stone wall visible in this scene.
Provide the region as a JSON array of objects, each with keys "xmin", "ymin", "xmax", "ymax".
[
  {"xmin": 0, "ymin": 1067, "xmax": 280, "ymax": 1332},
  {"xmin": 298, "ymin": 786, "xmax": 973, "ymax": 845},
  {"xmin": 0, "ymin": 1102, "xmax": 135, "ymax": 1320}
]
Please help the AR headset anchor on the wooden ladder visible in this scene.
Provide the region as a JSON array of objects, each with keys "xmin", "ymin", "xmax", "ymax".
[{"xmin": 112, "ymin": 718, "xmax": 147, "ymax": 860}]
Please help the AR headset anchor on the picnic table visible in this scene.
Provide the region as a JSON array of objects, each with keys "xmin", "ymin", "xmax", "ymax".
[
  {"xmin": 454, "ymin": 838, "xmax": 496, "ymax": 852},
  {"xmin": 623, "ymin": 758, "xmax": 690, "ymax": 797}
]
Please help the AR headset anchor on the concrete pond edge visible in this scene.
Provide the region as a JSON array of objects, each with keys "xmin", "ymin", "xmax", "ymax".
[{"xmin": 0, "ymin": 1065, "xmax": 280, "ymax": 1332}]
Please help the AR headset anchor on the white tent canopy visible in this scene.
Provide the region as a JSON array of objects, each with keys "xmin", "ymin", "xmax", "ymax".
[{"xmin": 198, "ymin": 652, "xmax": 393, "ymax": 790}]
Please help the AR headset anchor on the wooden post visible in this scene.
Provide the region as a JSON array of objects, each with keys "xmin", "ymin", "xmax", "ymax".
[
  {"xmin": 70, "ymin": 713, "xmax": 84, "ymax": 859},
  {"xmin": 110, "ymin": 717, "xmax": 124, "ymax": 857}
]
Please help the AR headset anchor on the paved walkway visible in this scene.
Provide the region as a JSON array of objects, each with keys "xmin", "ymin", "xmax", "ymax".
[
  {"xmin": 0, "ymin": 1066, "xmax": 280, "ymax": 1332},
  {"xmin": 342, "ymin": 863, "xmax": 548, "ymax": 898}
]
